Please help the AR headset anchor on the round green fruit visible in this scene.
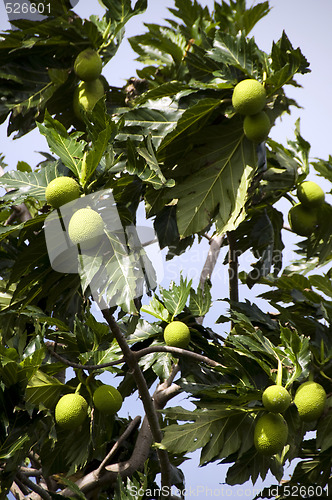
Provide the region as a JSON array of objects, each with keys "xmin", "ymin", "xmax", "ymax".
[
  {"xmin": 74, "ymin": 48, "xmax": 102, "ymax": 81},
  {"xmin": 243, "ymin": 111, "xmax": 270, "ymax": 143},
  {"xmin": 288, "ymin": 203, "xmax": 318, "ymax": 237},
  {"xmin": 55, "ymin": 393, "xmax": 88, "ymax": 430},
  {"xmin": 262, "ymin": 385, "xmax": 291, "ymax": 413},
  {"xmin": 164, "ymin": 321, "xmax": 191, "ymax": 349},
  {"xmin": 254, "ymin": 412, "xmax": 288, "ymax": 456},
  {"xmin": 294, "ymin": 381, "xmax": 326, "ymax": 422},
  {"xmin": 297, "ymin": 181, "xmax": 325, "ymax": 208},
  {"xmin": 68, "ymin": 208, "xmax": 104, "ymax": 250},
  {"xmin": 45, "ymin": 176, "xmax": 80, "ymax": 208},
  {"xmin": 73, "ymin": 79, "xmax": 104, "ymax": 117},
  {"xmin": 93, "ymin": 385, "xmax": 123, "ymax": 414},
  {"xmin": 232, "ymin": 79, "xmax": 266, "ymax": 115}
]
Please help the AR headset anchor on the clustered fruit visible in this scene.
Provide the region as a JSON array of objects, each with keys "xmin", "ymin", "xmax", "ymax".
[
  {"xmin": 54, "ymin": 384, "xmax": 123, "ymax": 430},
  {"xmin": 254, "ymin": 380, "xmax": 326, "ymax": 456},
  {"xmin": 72, "ymin": 48, "xmax": 104, "ymax": 118},
  {"xmin": 232, "ymin": 79, "xmax": 270, "ymax": 144},
  {"xmin": 44, "ymin": 176, "xmax": 105, "ymax": 251},
  {"xmin": 288, "ymin": 180, "xmax": 325, "ymax": 237}
]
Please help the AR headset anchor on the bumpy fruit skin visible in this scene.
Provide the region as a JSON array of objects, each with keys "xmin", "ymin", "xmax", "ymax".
[
  {"xmin": 164, "ymin": 321, "xmax": 191, "ymax": 348},
  {"xmin": 294, "ymin": 381, "xmax": 326, "ymax": 422},
  {"xmin": 45, "ymin": 176, "xmax": 80, "ymax": 208},
  {"xmin": 73, "ymin": 79, "xmax": 104, "ymax": 117},
  {"xmin": 262, "ymin": 385, "xmax": 291, "ymax": 413},
  {"xmin": 254, "ymin": 413, "xmax": 288, "ymax": 456},
  {"xmin": 55, "ymin": 394, "xmax": 88, "ymax": 430},
  {"xmin": 93, "ymin": 385, "xmax": 123, "ymax": 414},
  {"xmin": 68, "ymin": 208, "xmax": 104, "ymax": 250},
  {"xmin": 297, "ymin": 181, "xmax": 325, "ymax": 208},
  {"xmin": 74, "ymin": 48, "xmax": 102, "ymax": 81},
  {"xmin": 232, "ymin": 79, "xmax": 266, "ymax": 115},
  {"xmin": 288, "ymin": 203, "xmax": 318, "ymax": 237},
  {"xmin": 243, "ymin": 111, "xmax": 270, "ymax": 143}
]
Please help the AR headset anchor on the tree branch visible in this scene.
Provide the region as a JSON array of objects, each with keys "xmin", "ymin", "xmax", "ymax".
[
  {"xmin": 197, "ymin": 233, "xmax": 225, "ymax": 324},
  {"xmin": 16, "ymin": 472, "xmax": 52, "ymax": 500},
  {"xmin": 59, "ymin": 381, "xmax": 181, "ymax": 497},
  {"xmin": 134, "ymin": 345, "xmax": 223, "ymax": 368},
  {"xmin": 45, "ymin": 342, "xmax": 125, "ymax": 370},
  {"xmin": 96, "ymin": 416, "xmax": 141, "ymax": 477},
  {"xmin": 227, "ymin": 231, "xmax": 239, "ymax": 303},
  {"xmin": 100, "ymin": 308, "xmax": 172, "ymax": 499}
]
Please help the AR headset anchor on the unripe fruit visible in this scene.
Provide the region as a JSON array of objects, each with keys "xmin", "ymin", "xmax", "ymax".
[
  {"xmin": 262, "ymin": 385, "xmax": 291, "ymax": 413},
  {"xmin": 288, "ymin": 203, "xmax": 318, "ymax": 237},
  {"xmin": 297, "ymin": 181, "xmax": 325, "ymax": 208},
  {"xmin": 164, "ymin": 321, "xmax": 191, "ymax": 349},
  {"xmin": 294, "ymin": 381, "xmax": 326, "ymax": 422},
  {"xmin": 93, "ymin": 385, "xmax": 123, "ymax": 414},
  {"xmin": 45, "ymin": 176, "xmax": 80, "ymax": 208},
  {"xmin": 74, "ymin": 48, "xmax": 102, "ymax": 81},
  {"xmin": 68, "ymin": 208, "xmax": 104, "ymax": 250},
  {"xmin": 232, "ymin": 79, "xmax": 266, "ymax": 115},
  {"xmin": 73, "ymin": 79, "xmax": 104, "ymax": 117},
  {"xmin": 243, "ymin": 111, "xmax": 270, "ymax": 143},
  {"xmin": 55, "ymin": 393, "xmax": 88, "ymax": 430},
  {"xmin": 254, "ymin": 413, "xmax": 288, "ymax": 456}
]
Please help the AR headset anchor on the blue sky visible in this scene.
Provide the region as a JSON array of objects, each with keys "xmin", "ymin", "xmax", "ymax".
[{"xmin": 1, "ymin": 0, "xmax": 332, "ymax": 497}]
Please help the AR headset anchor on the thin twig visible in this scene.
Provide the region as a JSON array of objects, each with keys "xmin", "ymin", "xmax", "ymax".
[
  {"xmin": 227, "ymin": 231, "xmax": 239, "ymax": 305},
  {"xmin": 16, "ymin": 472, "xmax": 52, "ymax": 500},
  {"xmin": 135, "ymin": 345, "xmax": 223, "ymax": 368},
  {"xmin": 96, "ymin": 416, "xmax": 141, "ymax": 477},
  {"xmin": 165, "ymin": 363, "xmax": 180, "ymax": 387},
  {"xmin": 45, "ymin": 343, "xmax": 125, "ymax": 370},
  {"xmin": 197, "ymin": 233, "xmax": 225, "ymax": 324},
  {"xmin": 100, "ymin": 308, "xmax": 172, "ymax": 499}
]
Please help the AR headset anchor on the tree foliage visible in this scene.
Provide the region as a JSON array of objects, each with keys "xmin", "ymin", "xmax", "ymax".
[{"xmin": 0, "ymin": 0, "xmax": 331, "ymax": 499}]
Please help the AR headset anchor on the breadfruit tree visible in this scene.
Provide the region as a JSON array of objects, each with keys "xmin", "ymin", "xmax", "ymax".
[{"xmin": 0, "ymin": 0, "xmax": 332, "ymax": 498}]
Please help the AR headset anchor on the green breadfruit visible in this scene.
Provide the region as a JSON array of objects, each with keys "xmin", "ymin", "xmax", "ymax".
[
  {"xmin": 163, "ymin": 321, "xmax": 191, "ymax": 348},
  {"xmin": 73, "ymin": 79, "xmax": 104, "ymax": 117},
  {"xmin": 262, "ymin": 385, "xmax": 291, "ymax": 413},
  {"xmin": 294, "ymin": 381, "xmax": 326, "ymax": 422},
  {"xmin": 254, "ymin": 412, "xmax": 288, "ymax": 456},
  {"xmin": 45, "ymin": 176, "xmax": 80, "ymax": 208},
  {"xmin": 55, "ymin": 393, "xmax": 88, "ymax": 430},
  {"xmin": 243, "ymin": 111, "xmax": 270, "ymax": 143},
  {"xmin": 93, "ymin": 385, "xmax": 123, "ymax": 414},
  {"xmin": 232, "ymin": 79, "xmax": 266, "ymax": 115},
  {"xmin": 74, "ymin": 48, "xmax": 102, "ymax": 81},
  {"xmin": 297, "ymin": 181, "xmax": 325, "ymax": 208},
  {"xmin": 68, "ymin": 208, "xmax": 104, "ymax": 250},
  {"xmin": 288, "ymin": 203, "xmax": 318, "ymax": 237}
]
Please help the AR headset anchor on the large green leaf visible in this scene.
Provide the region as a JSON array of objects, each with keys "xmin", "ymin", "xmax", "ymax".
[
  {"xmin": 208, "ymin": 31, "xmax": 264, "ymax": 77},
  {"xmin": 159, "ymin": 276, "xmax": 192, "ymax": 318},
  {"xmin": 37, "ymin": 113, "xmax": 85, "ymax": 177},
  {"xmin": 162, "ymin": 406, "xmax": 253, "ymax": 465},
  {"xmin": 168, "ymin": 115, "xmax": 256, "ymax": 237},
  {"xmin": 26, "ymin": 369, "xmax": 64, "ymax": 408}
]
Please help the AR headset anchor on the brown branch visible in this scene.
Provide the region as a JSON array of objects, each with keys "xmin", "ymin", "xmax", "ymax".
[
  {"xmin": 10, "ymin": 481, "xmax": 27, "ymax": 499},
  {"xmin": 59, "ymin": 381, "xmax": 181, "ymax": 497},
  {"xmin": 100, "ymin": 308, "xmax": 172, "ymax": 499},
  {"xmin": 96, "ymin": 416, "xmax": 141, "ymax": 477},
  {"xmin": 16, "ymin": 472, "xmax": 52, "ymax": 500},
  {"xmin": 135, "ymin": 345, "xmax": 223, "ymax": 368},
  {"xmin": 197, "ymin": 233, "xmax": 225, "ymax": 325},
  {"xmin": 227, "ymin": 231, "xmax": 239, "ymax": 303},
  {"xmin": 45, "ymin": 342, "xmax": 125, "ymax": 370}
]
